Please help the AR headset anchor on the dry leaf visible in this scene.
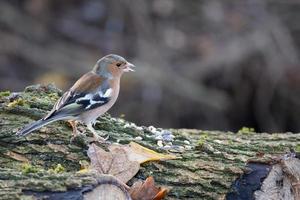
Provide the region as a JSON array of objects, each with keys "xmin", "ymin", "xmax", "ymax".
[
  {"xmin": 129, "ymin": 177, "xmax": 168, "ymax": 200},
  {"xmin": 87, "ymin": 143, "xmax": 140, "ymax": 183},
  {"xmin": 111, "ymin": 142, "xmax": 177, "ymax": 164}
]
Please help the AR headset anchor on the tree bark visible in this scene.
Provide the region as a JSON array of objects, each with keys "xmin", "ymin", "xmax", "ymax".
[{"xmin": 0, "ymin": 84, "xmax": 299, "ymax": 200}]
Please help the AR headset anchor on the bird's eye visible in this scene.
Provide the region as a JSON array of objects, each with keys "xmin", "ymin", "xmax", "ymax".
[{"xmin": 116, "ymin": 63, "xmax": 122, "ymax": 67}]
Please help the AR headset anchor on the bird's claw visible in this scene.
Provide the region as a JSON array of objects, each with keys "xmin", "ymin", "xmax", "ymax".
[{"xmin": 92, "ymin": 133, "xmax": 110, "ymax": 144}]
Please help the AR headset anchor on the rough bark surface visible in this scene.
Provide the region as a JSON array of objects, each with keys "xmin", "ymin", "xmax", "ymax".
[{"xmin": 0, "ymin": 84, "xmax": 299, "ymax": 200}]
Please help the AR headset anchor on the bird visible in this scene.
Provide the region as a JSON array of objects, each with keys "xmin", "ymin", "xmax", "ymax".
[{"xmin": 16, "ymin": 54, "xmax": 135, "ymax": 141}]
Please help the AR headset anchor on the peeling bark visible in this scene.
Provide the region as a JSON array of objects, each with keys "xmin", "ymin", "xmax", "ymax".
[
  {"xmin": 254, "ymin": 158, "xmax": 300, "ymax": 200},
  {"xmin": 0, "ymin": 84, "xmax": 299, "ymax": 200}
]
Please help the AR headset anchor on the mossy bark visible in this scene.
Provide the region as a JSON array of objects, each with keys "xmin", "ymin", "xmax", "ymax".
[{"xmin": 0, "ymin": 84, "xmax": 299, "ymax": 200}]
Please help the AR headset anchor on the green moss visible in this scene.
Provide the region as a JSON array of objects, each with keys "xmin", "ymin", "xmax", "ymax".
[
  {"xmin": 7, "ymin": 98, "xmax": 30, "ymax": 108},
  {"xmin": 0, "ymin": 91, "xmax": 10, "ymax": 97},
  {"xmin": 22, "ymin": 163, "xmax": 39, "ymax": 174},
  {"xmin": 296, "ymin": 144, "xmax": 300, "ymax": 152},
  {"xmin": 228, "ymin": 139, "xmax": 234, "ymax": 145},
  {"xmin": 197, "ymin": 133, "xmax": 208, "ymax": 149},
  {"xmin": 237, "ymin": 127, "xmax": 255, "ymax": 135},
  {"xmin": 48, "ymin": 93, "xmax": 60, "ymax": 101},
  {"xmin": 54, "ymin": 164, "xmax": 65, "ymax": 173}
]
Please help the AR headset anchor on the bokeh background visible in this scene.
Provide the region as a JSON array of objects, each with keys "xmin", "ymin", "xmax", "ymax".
[{"xmin": 1, "ymin": 0, "xmax": 300, "ymax": 132}]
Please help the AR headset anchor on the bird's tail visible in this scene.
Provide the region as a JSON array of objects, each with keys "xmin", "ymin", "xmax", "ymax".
[{"xmin": 16, "ymin": 117, "xmax": 59, "ymax": 137}]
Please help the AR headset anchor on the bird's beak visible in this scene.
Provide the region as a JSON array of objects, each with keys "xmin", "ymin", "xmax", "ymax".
[{"xmin": 123, "ymin": 62, "xmax": 135, "ymax": 72}]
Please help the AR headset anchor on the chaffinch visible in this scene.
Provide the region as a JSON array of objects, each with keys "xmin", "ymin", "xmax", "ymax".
[{"xmin": 16, "ymin": 54, "xmax": 135, "ymax": 141}]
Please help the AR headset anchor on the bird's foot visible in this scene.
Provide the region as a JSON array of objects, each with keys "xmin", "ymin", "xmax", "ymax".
[
  {"xmin": 92, "ymin": 132, "xmax": 110, "ymax": 144},
  {"xmin": 86, "ymin": 124, "xmax": 110, "ymax": 144}
]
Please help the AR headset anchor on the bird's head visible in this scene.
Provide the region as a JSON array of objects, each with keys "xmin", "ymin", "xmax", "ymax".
[{"xmin": 93, "ymin": 54, "xmax": 135, "ymax": 78}]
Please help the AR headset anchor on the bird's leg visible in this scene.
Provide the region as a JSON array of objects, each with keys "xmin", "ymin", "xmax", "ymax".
[
  {"xmin": 68, "ymin": 120, "xmax": 78, "ymax": 136},
  {"xmin": 68, "ymin": 120, "xmax": 83, "ymax": 143},
  {"xmin": 86, "ymin": 123, "xmax": 109, "ymax": 142}
]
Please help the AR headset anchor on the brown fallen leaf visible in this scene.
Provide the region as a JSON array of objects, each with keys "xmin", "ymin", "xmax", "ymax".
[
  {"xmin": 129, "ymin": 176, "xmax": 168, "ymax": 200},
  {"xmin": 87, "ymin": 143, "xmax": 140, "ymax": 183},
  {"xmin": 111, "ymin": 142, "xmax": 177, "ymax": 164}
]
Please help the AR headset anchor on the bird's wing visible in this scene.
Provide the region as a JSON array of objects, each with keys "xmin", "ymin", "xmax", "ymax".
[{"xmin": 44, "ymin": 71, "xmax": 112, "ymax": 120}]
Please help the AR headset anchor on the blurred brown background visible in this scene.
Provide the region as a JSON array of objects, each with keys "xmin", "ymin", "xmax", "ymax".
[{"xmin": 1, "ymin": 0, "xmax": 300, "ymax": 132}]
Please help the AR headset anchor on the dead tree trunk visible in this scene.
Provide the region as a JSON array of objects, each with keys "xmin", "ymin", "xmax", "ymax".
[{"xmin": 0, "ymin": 84, "xmax": 299, "ymax": 200}]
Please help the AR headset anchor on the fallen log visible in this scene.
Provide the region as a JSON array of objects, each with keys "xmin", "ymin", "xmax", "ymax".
[{"xmin": 0, "ymin": 84, "xmax": 299, "ymax": 200}]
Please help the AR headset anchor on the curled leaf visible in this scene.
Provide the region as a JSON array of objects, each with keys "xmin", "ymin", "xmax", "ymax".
[
  {"xmin": 129, "ymin": 177, "xmax": 168, "ymax": 200},
  {"xmin": 112, "ymin": 142, "xmax": 177, "ymax": 164}
]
